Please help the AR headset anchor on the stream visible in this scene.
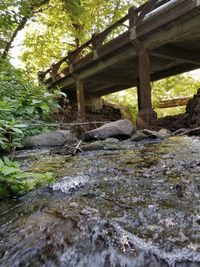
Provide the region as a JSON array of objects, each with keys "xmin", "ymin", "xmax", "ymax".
[{"xmin": 0, "ymin": 136, "xmax": 200, "ymax": 267}]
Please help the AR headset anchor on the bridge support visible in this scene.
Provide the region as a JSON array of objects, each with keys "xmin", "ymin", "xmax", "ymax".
[
  {"xmin": 76, "ymin": 78, "xmax": 85, "ymax": 118},
  {"xmin": 85, "ymin": 95, "xmax": 103, "ymax": 111},
  {"xmin": 136, "ymin": 45, "xmax": 157, "ymax": 129}
]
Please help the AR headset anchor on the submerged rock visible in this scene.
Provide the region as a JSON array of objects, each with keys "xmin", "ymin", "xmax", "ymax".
[
  {"xmin": 81, "ymin": 138, "xmax": 124, "ymax": 151},
  {"xmin": 131, "ymin": 131, "xmax": 148, "ymax": 141},
  {"xmin": 51, "ymin": 138, "xmax": 124, "ymax": 155},
  {"xmin": 83, "ymin": 119, "xmax": 135, "ymax": 141},
  {"xmin": 23, "ymin": 130, "xmax": 77, "ymax": 148},
  {"xmin": 131, "ymin": 129, "xmax": 165, "ymax": 141}
]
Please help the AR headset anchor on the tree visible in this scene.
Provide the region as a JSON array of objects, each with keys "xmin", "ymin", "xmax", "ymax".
[
  {"xmin": 0, "ymin": 0, "xmax": 50, "ymax": 59},
  {"xmin": 21, "ymin": 0, "xmax": 136, "ymax": 75},
  {"xmin": 105, "ymin": 74, "xmax": 200, "ymax": 120}
]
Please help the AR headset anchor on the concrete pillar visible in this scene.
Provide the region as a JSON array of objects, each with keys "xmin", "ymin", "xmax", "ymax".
[
  {"xmin": 85, "ymin": 95, "xmax": 103, "ymax": 111},
  {"xmin": 76, "ymin": 78, "xmax": 85, "ymax": 118},
  {"xmin": 136, "ymin": 47, "xmax": 157, "ymax": 129}
]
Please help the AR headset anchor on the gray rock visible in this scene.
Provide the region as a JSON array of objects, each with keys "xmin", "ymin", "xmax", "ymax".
[
  {"xmin": 82, "ymin": 138, "xmax": 124, "ymax": 151},
  {"xmin": 131, "ymin": 129, "xmax": 164, "ymax": 141},
  {"xmin": 158, "ymin": 128, "xmax": 172, "ymax": 137},
  {"xmin": 50, "ymin": 138, "xmax": 123, "ymax": 155},
  {"xmin": 23, "ymin": 130, "xmax": 77, "ymax": 148},
  {"xmin": 83, "ymin": 119, "xmax": 135, "ymax": 141},
  {"xmin": 142, "ymin": 129, "xmax": 165, "ymax": 139},
  {"xmin": 131, "ymin": 131, "xmax": 149, "ymax": 141}
]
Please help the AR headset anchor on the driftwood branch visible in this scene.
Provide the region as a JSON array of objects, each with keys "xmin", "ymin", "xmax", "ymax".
[{"xmin": 72, "ymin": 140, "xmax": 83, "ymax": 156}]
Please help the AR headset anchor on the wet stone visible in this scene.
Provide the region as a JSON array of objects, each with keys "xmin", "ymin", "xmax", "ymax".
[
  {"xmin": 131, "ymin": 129, "xmax": 165, "ymax": 141},
  {"xmin": 23, "ymin": 130, "xmax": 77, "ymax": 148},
  {"xmin": 83, "ymin": 119, "xmax": 135, "ymax": 141}
]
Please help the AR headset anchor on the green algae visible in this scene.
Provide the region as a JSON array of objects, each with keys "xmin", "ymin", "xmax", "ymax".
[{"xmin": 24, "ymin": 154, "xmax": 92, "ymax": 178}]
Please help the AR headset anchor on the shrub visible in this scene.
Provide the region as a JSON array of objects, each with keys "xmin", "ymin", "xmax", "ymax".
[
  {"xmin": 0, "ymin": 157, "xmax": 54, "ymax": 197},
  {"xmin": 0, "ymin": 58, "xmax": 61, "ymax": 151}
]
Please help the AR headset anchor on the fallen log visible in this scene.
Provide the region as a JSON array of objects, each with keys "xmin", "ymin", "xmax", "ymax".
[{"xmin": 157, "ymin": 97, "xmax": 191, "ymax": 108}]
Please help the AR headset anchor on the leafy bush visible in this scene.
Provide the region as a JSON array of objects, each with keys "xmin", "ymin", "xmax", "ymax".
[
  {"xmin": 105, "ymin": 74, "xmax": 200, "ymax": 120},
  {"xmin": 0, "ymin": 118, "xmax": 27, "ymax": 152},
  {"xmin": 0, "ymin": 58, "xmax": 60, "ymax": 121},
  {"xmin": 0, "ymin": 157, "xmax": 54, "ymax": 197},
  {"xmin": 0, "ymin": 58, "xmax": 61, "ymax": 152}
]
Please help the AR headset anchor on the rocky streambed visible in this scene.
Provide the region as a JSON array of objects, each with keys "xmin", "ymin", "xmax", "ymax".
[{"xmin": 0, "ymin": 136, "xmax": 200, "ymax": 266}]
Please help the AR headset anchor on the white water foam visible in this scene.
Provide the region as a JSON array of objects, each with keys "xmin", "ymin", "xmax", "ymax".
[{"xmin": 51, "ymin": 174, "xmax": 90, "ymax": 194}]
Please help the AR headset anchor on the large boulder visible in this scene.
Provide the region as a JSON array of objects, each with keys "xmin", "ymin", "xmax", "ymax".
[
  {"xmin": 23, "ymin": 130, "xmax": 77, "ymax": 148},
  {"xmin": 83, "ymin": 119, "xmax": 135, "ymax": 141}
]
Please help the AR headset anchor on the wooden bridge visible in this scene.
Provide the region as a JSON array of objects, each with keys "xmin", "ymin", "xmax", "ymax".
[{"xmin": 39, "ymin": 0, "xmax": 200, "ymax": 128}]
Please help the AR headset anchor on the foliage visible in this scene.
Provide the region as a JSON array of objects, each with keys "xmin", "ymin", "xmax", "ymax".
[
  {"xmin": 21, "ymin": 0, "xmax": 135, "ymax": 75},
  {"xmin": 23, "ymin": 125, "xmax": 57, "ymax": 137},
  {"xmin": 152, "ymin": 74, "xmax": 200, "ymax": 117},
  {"xmin": 105, "ymin": 74, "xmax": 200, "ymax": 121},
  {"xmin": 0, "ymin": 58, "xmax": 60, "ymax": 120},
  {"xmin": 104, "ymin": 88, "xmax": 138, "ymax": 121},
  {"xmin": 0, "ymin": 58, "xmax": 61, "ymax": 152},
  {"xmin": 152, "ymin": 75, "xmax": 200, "ymax": 105},
  {"xmin": 0, "ymin": 156, "xmax": 54, "ymax": 197},
  {"xmin": 0, "ymin": 118, "xmax": 27, "ymax": 152},
  {"xmin": 0, "ymin": 0, "xmax": 50, "ymax": 58}
]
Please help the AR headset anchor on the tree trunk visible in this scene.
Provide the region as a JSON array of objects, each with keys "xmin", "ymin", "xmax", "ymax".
[
  {"xmin": 1, "ymin": 0, "xmax": 50, "ymax": 59},
  {"xmin": 2, "ymin": 17, "xmax": 28, "ymax": 59}
]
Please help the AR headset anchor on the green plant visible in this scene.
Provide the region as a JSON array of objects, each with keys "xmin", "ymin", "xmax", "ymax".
[
  {"xmin": 0, "ymin": 157, "xmax": 54, "ymax": 197},
  {"xmin": 23, "ymin": 125, "xmax": 57, "ymax": 137},
  {"xmin": 0, "ymin": 58, "xmax": 62, "ymax": 152},
  {"xmin": 0, "ymin": 58, "xmax": 61, "ymax": 121},
  {"xmin": 0, "ymin": 118, "xmax": 27, "ymax": 152}
]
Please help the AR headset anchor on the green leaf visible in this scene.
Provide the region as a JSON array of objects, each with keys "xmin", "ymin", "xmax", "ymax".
[
  {"xmin": 11, "ymin": 128, "xmax": 24, "ymax": 134},
  {"xmin": 32, "ymin": 99, "xmax": 42, "ymax": 105},
  {"xmin": 3, "ymin": 156, "xmax": 11, "ymax": 165},
  {"xmin": 2, "ymin": 167, "xmax": 19, "ymax": 176},
  {"xmin": 13, "ymin": 124, "xmax": 28, "ymax": 128}
]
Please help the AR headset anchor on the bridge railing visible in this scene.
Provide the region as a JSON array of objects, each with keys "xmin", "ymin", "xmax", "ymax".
[{"xmin": 37, "ymin": 0, "xmax": 171, "ymax": 84}]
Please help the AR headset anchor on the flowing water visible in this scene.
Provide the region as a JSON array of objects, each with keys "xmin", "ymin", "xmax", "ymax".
[{"xmin": 0, "ymin": 136, "xmax": 200, "ymax": 267}]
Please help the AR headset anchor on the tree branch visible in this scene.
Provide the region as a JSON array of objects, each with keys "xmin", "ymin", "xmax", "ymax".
[
  {"xmin": 2, "ymin": 17, "xmax": 28, "ymax": 59},
  {"xmin": 1, "ymin": 0, "xmax": 50, "ymax": 59}
]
